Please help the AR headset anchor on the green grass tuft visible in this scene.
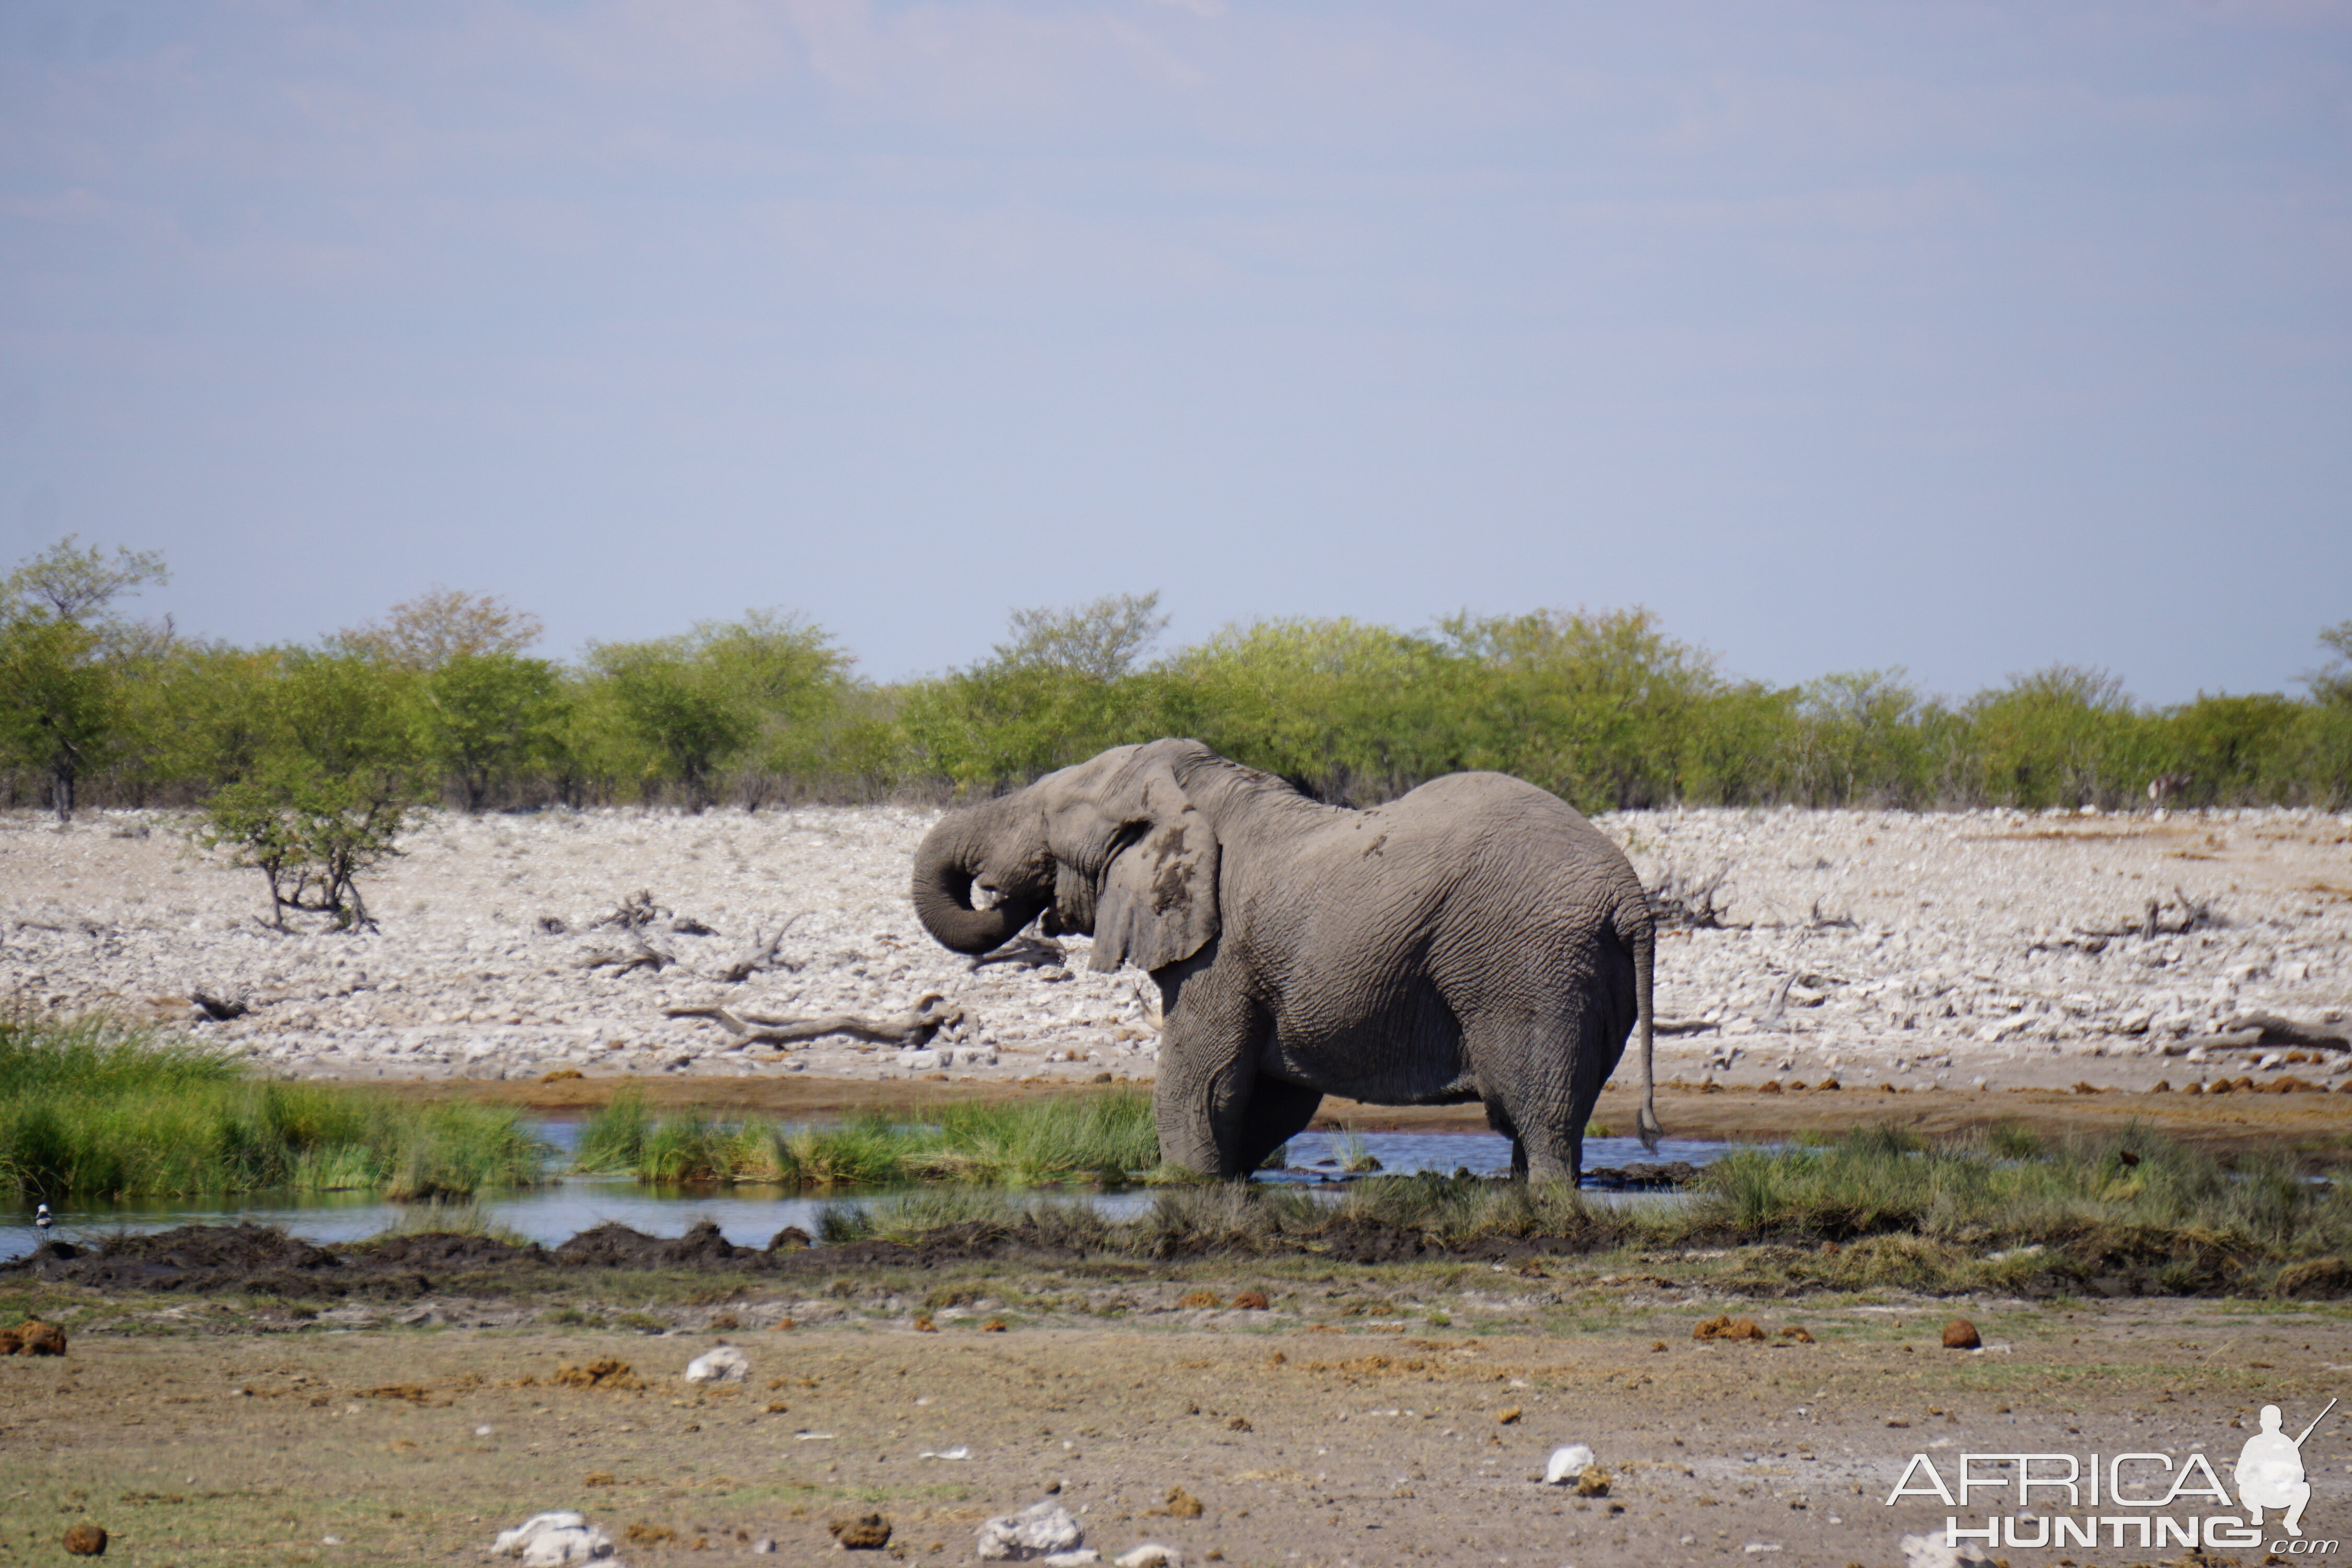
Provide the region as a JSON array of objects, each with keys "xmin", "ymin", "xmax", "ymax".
[
  {"xmin": 571, "ymin": 1089, "xmax": 1159, "ymax": 1190},
  {"xmin": 0, "ymin": 1014, "xmax": 549, "ymax": 1200}
]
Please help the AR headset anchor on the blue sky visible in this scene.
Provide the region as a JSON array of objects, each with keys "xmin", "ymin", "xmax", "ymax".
[{"xmin": 2, "ymin": 1, "xmax": 2347, "ymax": 704}]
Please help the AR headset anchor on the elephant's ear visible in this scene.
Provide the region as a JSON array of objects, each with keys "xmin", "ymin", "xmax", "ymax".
[{"xmin": 1091, "ymin": 792, "xmax": 1218, "ymax": 974}]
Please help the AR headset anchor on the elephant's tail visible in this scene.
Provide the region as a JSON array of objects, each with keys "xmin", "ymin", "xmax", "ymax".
[{"xmin": 1620, "ymin": 898, "xmax": 1663, "ymax": 1152}]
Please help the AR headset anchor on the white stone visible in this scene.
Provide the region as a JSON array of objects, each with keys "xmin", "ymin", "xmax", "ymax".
[
  {"xmin": 1899, "ymin": 1532, "xmax": 1994, "ymax": 1568},
  {"xmin": 684, "ymin": 1344, "xmax": 748, "ymax": 1383},
  {"xmin": 1543, "ymin": 1444, "xmax": 1597, "ymax": 1484},
  {"xmin": 1043, "ymin": 1554, "xmax": 1100, "ymax": 1567},
  {"xmin": 1114, "ymin": 1548, "xmax": 1181, "ymax": 1568},
  {"xmin": 977, "ymin": 1500, "xmax": 1085, "ymax": 1561},
  {"xmin": 490, "ymin": 1513, "xmax": 616, "ymax": 1565}
]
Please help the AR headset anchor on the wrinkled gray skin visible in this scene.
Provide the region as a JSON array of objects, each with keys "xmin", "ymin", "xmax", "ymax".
[{"xmin": 910, "ymin": 739, "xmax": 1659, "ymax": 1184}]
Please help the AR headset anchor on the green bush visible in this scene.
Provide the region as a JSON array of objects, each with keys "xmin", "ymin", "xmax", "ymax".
[{"xmin": 10, "ymin": 535, "xmax": 2351, "ymax": 815}]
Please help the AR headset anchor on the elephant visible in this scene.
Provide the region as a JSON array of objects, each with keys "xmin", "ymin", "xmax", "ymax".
[{"xmin": 909, "ymin": 738, "xmax": 1659, "ymax": 1185}]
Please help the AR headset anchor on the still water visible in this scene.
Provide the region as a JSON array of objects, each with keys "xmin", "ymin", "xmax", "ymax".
[{"xmin": 0, "ymin": 1126, "xmax": 1727, "ymax": 1262}]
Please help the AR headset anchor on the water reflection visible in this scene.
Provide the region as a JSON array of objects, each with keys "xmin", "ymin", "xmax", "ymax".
[{"xmin": 1, "ymin": 1126, "xmax": 1727, "ymax": 1261}]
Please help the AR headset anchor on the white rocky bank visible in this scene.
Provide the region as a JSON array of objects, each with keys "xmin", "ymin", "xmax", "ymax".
[{"xmin": 1, "ymin": 803, "xmax": 2347, "ymax": 1093}]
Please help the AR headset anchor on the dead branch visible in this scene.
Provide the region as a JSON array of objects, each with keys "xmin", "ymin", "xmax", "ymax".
[
  {"xmin": 717, "ymin": 915, "xmax": 801, "ymax": 984},
  {"xmin": 1806, "ymin": 898, "xmax": 1858, "ymax": 931},
  {"xmin": 969, "ymin": 935, "xmax": 1067, "ymax": 972},
  {"xmin": 1756, "ymin": 973, "xmax": 1796, "ymax": 1029},
  {"xmin": 575, "ymin": 926, "xmax": 675, "ymax": 974},
  {"xmin": 591, "ymin": 890, "xmax": 669, "ymax": 931},
  {"xmin": 663, "ymin": 993, "xmax": 963, "ymax": 1050},
  {"xmin": 2077, "ymin": 887, "xmax": 2221, "ymax": 941},
  {"xmin": 1647, "ymin": 861, "xmax": 1736, "ymax": 930},
  {"xmin": 1653, "ymin": 1018, "xmax": 1720, "ymax": 1036}
]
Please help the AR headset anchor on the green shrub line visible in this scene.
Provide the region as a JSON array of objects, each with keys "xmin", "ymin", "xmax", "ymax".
[
  {"xmin": 0, "ymin": 1016, "xmax": 549, "ymax": 1201},
  {"xmin": 568, "ymin": 1087, "xmax": 1159, "ymax": 1189},
  {"xmin": 810, "ymin": 1122, "xmax": 2352, "ymax": 1298},
  {"xmin": 6, "ymin": 543, "xmax": 2351, "ymax": 827}
]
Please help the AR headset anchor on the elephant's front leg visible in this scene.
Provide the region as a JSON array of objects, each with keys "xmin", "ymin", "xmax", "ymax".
[{"xmin": 1149, "ymin": 949, "xmax": 1270, "ymax": 1179}]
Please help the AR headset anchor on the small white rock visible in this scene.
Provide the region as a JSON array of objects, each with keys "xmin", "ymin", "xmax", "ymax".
[
  {"xmin": 1114, "ymin": 1547, "xmax": 1181, "ymax": 1568},
  {"xmin": 684, "ymin": 1344, "xmax": 749, "ymax": 1383},
  {"xmin": 490, "ymin": 1512, "xmax": 616, "ymax": 1566},
  {"xmin": 1543, "ymin": 1444, "xmax": 1597, "ymax": 1484},
  {"xmin": 1900, "ymin": 1532, "xmax": 1994, "ymax": 1568},
  {"xmin": 977, "ymin": 1500, "xmax": 1084, "ymax": 1561},
  {"xmin": 1042, "ymin": 1553, "xmax": 1101, "ymax": 1567},
  {"xmin": 476, "ymin": 1424, "xmax": 494, "ymax": 1436}
]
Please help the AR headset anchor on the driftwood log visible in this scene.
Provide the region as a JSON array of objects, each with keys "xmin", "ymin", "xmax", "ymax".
[
  {"xmin": 2164, "ymin": 1013, "xmax": 2351, "ymax": 1056},
  {"xmin": 663, "ymin": 993, "xmax": 964, "ymax": 1050},
  {"xmin": 2226, "ymin": 1011, "xmax": 2352, "ymax": 1051}
]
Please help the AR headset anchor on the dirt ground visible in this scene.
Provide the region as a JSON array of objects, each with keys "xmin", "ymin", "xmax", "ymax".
[{"xmin": 5, "ymin": 1277, "xmax": 2348, "ymax": 1568}]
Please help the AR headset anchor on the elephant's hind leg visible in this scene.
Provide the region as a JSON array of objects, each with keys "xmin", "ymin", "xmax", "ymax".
[
  {"xmin": 1483, "ymin": 1101, "xmax": 1530, "ymax": 1180},
  {"xmin": 1236, "ymin": 1079, "xmax": 1322, "ymax": 1177},
  {"xmin": 1463, "ymin": 1014, "xmax": 1587, "ymax": 1186}
]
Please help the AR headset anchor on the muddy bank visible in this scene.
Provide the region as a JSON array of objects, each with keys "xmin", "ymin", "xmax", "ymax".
[{"xmin": 10, "ymin": 1186, "xmax": 2339, "ymax": 1303}]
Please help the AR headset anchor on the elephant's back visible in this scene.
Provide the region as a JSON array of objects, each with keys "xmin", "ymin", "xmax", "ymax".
[
  {"xmin": 1383, "ymin": 771, "xmax": 1624, "ymax": 870},
  {"xmin": 1379, "ymin": 773, "xmax": 1645, "ymax": 974},
  {"xmin": 1271, "ymin": 770, "xmax": 1636, "ymax": 941}
]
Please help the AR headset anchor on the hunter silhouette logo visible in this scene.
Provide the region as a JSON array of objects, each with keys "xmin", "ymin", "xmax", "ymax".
[
  {"xmin": 1886, "ymin": 1394, "xmax": 2340, "ymax": 1555},
  {"xmin": 2237, "ymin": 1399, "xmax": 2334, "ymax": 1537}
]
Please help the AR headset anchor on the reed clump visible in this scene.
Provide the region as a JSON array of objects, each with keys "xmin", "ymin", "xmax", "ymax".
[
  {"xmin": 0, "ymin": 1014, "xmax": 548, "ymax": 1200},
  {"xmin": 569, "ymin": 1088, "xmax": 1157, "ymax": 1189}
]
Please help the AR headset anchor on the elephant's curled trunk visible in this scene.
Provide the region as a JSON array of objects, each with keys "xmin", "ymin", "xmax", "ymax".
[{"xmin": 910, "ymin": 808, "xmax": 1044, "ymax": 955}]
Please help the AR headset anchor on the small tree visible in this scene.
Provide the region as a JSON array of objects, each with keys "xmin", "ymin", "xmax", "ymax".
[
  {"xmin": 2308, "ymin": 620, "xmax": 2352, "ymax": 708},
  {"xmin": 421, "ymin": 651, "xmax": 567, "ymax": 811},
  {"xmin": 194, "ymin": 651, "xmax": 424, "ymax": 930},
  {"xmin": 0, "ymin": 537, "xmax": 170, "ymax": 820},
  {"xmin": 0, "ymin": 614, "xmax": 114, "ymax": 820},
  {"xmin": 993, "ymin": 591, "xmax": 1168, "ymax": 682},
  {"xmin": 333, "ymin": 585, "xmax": 543, "ymax": 671},
  {"xmin": 587, "ymin": 610, "xmax": 851, "ymax": 810},
  {"xmin": 589, "ymin": 641, "xmax": 756, "ymax": 812},
  {"xmin": 199, "ymin": 765, "xmax": 409, "ymax": 930},
  {"xmin": 902, "ymin": 593, "xmax": 1175, "ymax": 790},
  {"xmin": 5, "ymin": 537, "xmax": 169, "ymax": 624}
]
